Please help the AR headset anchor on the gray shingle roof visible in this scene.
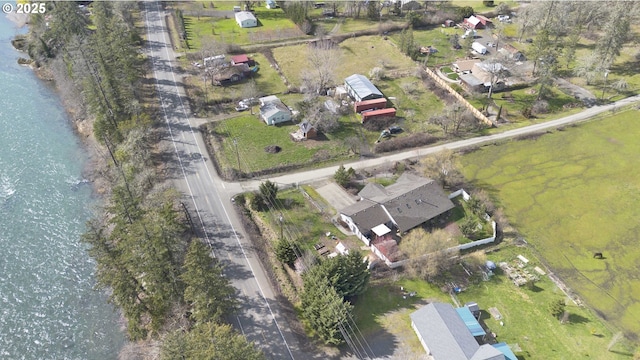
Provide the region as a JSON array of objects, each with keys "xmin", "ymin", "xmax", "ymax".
[
  {"xmin": 411, "ymin": 303, "xmax": 505, "ymax": 360},
  {"xmin": 342, "ymin": 173, "xmax": 454, "ymax": 235}
]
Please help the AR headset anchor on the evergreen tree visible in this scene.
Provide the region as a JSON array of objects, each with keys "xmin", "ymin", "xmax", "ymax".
[
  {"xmin": 275, "ymin": 239, "xmax": 298, "ymax": 267},
  {"xmin": 161, "ymin": 322, "xmax": 265, "ymax": 360},
  {"xmin": 301, "ymin": 271, "xmax": 352, "ymax": 345},
  {"xmin": 259, "ymin": 180, "xmax": 279, "ymax": 205},
  {"xmin": 182, "ymin": 240, "xmax": 238, "ymax": 324}
]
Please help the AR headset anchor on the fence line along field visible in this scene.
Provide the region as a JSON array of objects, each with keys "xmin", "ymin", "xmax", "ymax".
[{"xmin": 459, "ymin": 108, "xmax": 640, "ymax": 341}]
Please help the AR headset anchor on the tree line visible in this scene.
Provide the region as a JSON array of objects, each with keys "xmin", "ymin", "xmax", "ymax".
[{"xmin": 25, "ymin": 3, "xmax": 263, "ymax": 358}]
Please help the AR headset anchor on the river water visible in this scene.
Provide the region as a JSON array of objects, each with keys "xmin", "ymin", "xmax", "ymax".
[{"xmin": 0, "ymin": 14, "xmax": 125, "ymax": 359}]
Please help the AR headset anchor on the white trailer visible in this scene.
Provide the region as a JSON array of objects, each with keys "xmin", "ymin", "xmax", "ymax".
[{"xmin": 472, "ymin": 41, "xmax": 487, "ymax": 55}]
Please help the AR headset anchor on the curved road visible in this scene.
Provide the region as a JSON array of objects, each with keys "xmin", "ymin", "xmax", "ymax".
[
  {"xmin": 143, "ymin": 3, "xmax": 301, "ymax": 359},
  {"xmin": 234, "ymin": 95, "xmax": 640, "ymax": 192}
]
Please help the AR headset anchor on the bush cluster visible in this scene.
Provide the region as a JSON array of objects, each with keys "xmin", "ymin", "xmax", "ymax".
[{"xmin": 375, "ymin": 133, "xmax": 437, "ymax": 153}]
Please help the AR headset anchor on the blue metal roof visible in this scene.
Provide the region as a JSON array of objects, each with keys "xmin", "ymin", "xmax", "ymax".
[
  {"xmin": 456, "ymin": 307, "xmax": 486, "ymax": 337},
  {"xmin": 492, "ymin": 342, "xmax": 517, "ymax": 360}
]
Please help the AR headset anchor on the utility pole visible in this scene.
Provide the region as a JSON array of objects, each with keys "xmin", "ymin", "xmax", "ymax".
[
  {"xmin": 279, "ymin": 214, "xmax": 284, "ymax": 240},
  {"xmin": 233, "ymin": 138, "xmax": 240, "ymax": 172}
]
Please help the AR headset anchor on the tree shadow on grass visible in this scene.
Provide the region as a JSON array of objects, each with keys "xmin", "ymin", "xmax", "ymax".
[{"xmin": 567, "ymin": 313, "xmax": 590, "ymax": 325}]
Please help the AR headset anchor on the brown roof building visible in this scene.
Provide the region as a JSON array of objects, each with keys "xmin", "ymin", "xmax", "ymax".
[{"xmin": 340, "ymin": 173, "xmax": 454, "ymax": 245}]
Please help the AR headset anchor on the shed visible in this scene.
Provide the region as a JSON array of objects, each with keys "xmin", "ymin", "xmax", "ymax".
[
  {"xmin": 465, "ymin": 302, "xmax": 481, "ymax": 318},
  {"xmin": 361, "ymin": 108, "xmax": 396, "ymax": 123},
  {"xmin": 231, "ymin": 54, "xmax": 250, "ymax": 65},
  {"xmin": 235, "ymin": 11, "xmax": 257, "ymax": 28},
  {"xmin": 265, "ymin": 0, "xmax": 278, "ymax": 9},
  {"xmin": 299, "ymin": 121, "xmax": 317, "ymax": 139},
  {"xmin": 354, "ymin": 98, "xmax": 387, "ymax": 113},
  {"xmin": 344, "ymin": 74, "xmax": 383, "ymax": 102},
  {"xmin": 444, "ymin": 19, "xmax": 455, "ymax": 27}
]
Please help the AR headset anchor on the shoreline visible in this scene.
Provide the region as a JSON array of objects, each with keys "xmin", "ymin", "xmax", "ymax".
[{"xmin": 9, "ymin": 9, "xmax": 127, "ymax": 340}]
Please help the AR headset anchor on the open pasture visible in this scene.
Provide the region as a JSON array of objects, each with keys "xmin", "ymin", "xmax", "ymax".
[{"xmin": 460, "ymin": 108, "xmax": 640, "ymax": 340}]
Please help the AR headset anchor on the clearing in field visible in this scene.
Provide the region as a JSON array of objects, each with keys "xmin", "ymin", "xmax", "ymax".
[
  {"xmin": 460, "ymin": 108, "xmax": 640, "ymax": 340},
  {"xmin": 272, "ymin": 35, "xmax": 417, "ymax": 88}
]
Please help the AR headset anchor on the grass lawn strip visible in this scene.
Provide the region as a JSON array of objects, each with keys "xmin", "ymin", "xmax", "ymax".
[{"xmin": 460, "ymin": 108, "xmax": 640, "ymax": 341}]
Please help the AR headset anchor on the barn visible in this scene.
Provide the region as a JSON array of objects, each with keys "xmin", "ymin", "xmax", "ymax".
[
  {"xmin": 235, "ymin": 11, "xmax": 257, "ymax": 28},
  {"xmin": 344, "ymin": 74, "xmax": 383, "ymax": 102}
]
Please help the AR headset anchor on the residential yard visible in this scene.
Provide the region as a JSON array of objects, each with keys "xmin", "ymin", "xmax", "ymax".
[
  {"xmin": 487, "ymin": 86, "xmax": 580, "ymax": 123},
  {"xmin": 206, "ymin": 99, "xmax": 358, "ymax": 176},
  {"xmin": 460, "ymin": 108, "xmax": 640, "ymax": 343},
  {"xmin": 272, "ymin": 35, "xmax": 417, "ymax": 88},
  {"xmin": 391, "ymin": 26, "xmax": 467, "ymax": 66},
  {"xmin": 457, "ymin": 245, "xmax": 633, "ymax": 360},
  {"xmin": 182, "ymin": 8, "xmax": 303, "ymax": 49},
  {"xmin": 184, "ymin": 52, "xmax": 286, "ymax": 107}
]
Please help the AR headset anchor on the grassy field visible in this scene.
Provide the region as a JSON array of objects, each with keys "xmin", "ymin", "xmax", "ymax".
[
  {"xmin": 460, "ymin": 108, "xmax": 640, "ymax": 342},
  {"xmin": 392, "ymin": 26, "xmax": 467, "ymax": 67},
  {"xmin": 457, "ymin": 245, "xmax": 633, "ymax": 359},
  {"xmin": 272, "ymin": 35, "xmax": 417, "ymax": 87},
  {"xmin": 489, "ymin": 86, "xmax": 579, "ymax": 123},
  {"xmin": 183, "ymin": 7, "xmax": 303, "ymax": 49}
]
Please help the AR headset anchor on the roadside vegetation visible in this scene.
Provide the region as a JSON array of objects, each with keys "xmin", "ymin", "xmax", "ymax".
[{"xmin": 22, "ymin": 2, "xmax": 263, "ymax": 358}]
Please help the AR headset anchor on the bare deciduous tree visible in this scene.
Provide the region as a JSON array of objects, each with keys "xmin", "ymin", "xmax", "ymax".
[
  {"xmin": 421, "ymin": 149, "xmax": 462, "ymax": 188},
  {"xmin": 302, "ymin": 41, "xmax": 341, "ymax": 94},
  {"xmin": 399, "ymin": 228, "xmax": 459, "ymax": 281}
]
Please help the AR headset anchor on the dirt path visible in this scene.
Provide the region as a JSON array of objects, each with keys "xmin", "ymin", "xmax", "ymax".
[{"xmin": 554, "ymin": 77, "xmax": 597, "ymax": 107}]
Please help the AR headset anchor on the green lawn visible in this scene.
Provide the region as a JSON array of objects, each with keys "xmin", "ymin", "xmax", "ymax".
[
  {"xmin": 457, "ymin": 245, "xmax": 633, "ymax": 360},
  {"xmin": 258, "ymin": 189, "xmax": 348, "ymax": 251},
  {"xmin": 272, "ymin": 35, "xmax": 417, "ymax": 87},
  {"xmin": 183, "ymin": 8, "xmax": 302, "ymax": 49},
  {"xmin": 460, "ymin": 108, "xmax": 640, "ymax": 342},
  {"xmin": 492, "ymin": 86, "xmax": 580, "ymax": 123},
  {"xmin": 207, "ymin": 98, "xmax": 356, "ymax": 175},
  {"xmin": 392, "ymin": 27, "xmax": 468, "ymax": 66}
]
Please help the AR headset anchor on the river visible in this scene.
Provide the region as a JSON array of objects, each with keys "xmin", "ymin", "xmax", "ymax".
[{"xmin": 0, "ymin": 13, "xmax": 125, "ymax": 359}]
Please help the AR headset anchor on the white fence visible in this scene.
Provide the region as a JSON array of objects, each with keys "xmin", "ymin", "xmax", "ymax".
[{"xmin": 374, "ymin": 188, "xmax": 497, "ymax": 268}]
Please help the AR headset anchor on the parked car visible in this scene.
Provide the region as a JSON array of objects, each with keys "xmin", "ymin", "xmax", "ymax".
[
  {"xmin": 388, "ymin": 126, "xmax": 403, "ymax": 134},
  {"xmin": 235, "ymin": 104, "xmax": 249, "ymax": 112}
]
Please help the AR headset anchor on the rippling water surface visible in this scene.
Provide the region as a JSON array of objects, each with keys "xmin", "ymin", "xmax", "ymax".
[{"xmin": 1, "ymin": 13, "xmax": 125, "ymax": 359}]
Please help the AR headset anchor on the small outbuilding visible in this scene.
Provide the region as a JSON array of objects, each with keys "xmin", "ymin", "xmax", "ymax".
[
  {"xmin": 235, "ymin": 11, "xmax": 257, "ymax": 28},
  {"xmin": 361, "ymin": 108, "xmax": 396, "ymax": 123},
  {"xmin": 231, "ymin": 54, "xmax": 251, "ymax": 66},
  {"xmin": 354, "ymin": 98, "xmax": 387, "ymax": 113}
]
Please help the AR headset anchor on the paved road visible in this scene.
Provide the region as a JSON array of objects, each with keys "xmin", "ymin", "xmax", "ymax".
[
  {"xmin": 142, "ymin": 3, "xmax": 299, "ymax": 359},
  {"xmin": 234, "ymin": 95, "xmax": 640, "ymax": 192}
]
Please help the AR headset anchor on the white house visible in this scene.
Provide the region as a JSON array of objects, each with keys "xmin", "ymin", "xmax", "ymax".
[
  {"xmin": 235, "ymin": 11, "xmax": 257, "ymax": 28},
  {"xmin": 259, "ymin": 95, "xmax": 292, "ymax": 125}
]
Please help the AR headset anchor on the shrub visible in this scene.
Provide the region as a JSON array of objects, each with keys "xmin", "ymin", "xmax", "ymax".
[
  {"xmin": 375, "ymin": 133, "xmax": 437, "ymax": 153},
  {"xmin": 532, "ymin": 100, "xmax": 549, "ymax": 115},
  {"xmin": 275, "ymin": 239, "xmax": 298, "ymax": 267},
  {"xmin": 363, "ymin": 116, "xmax": 395, "ymax": 131}
]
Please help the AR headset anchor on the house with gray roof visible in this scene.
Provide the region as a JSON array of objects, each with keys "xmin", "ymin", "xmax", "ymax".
[
  {"xmin": 340, "ymin": 173, "xmax": 454, "ymax": 245},
  {"xmin": 235, "ymin": 11, "xmax": 257, "ymax": 28},
  {"xmin": 411, "ymin": 303, "xmax": 510, "ymax": 360},
  {"xmin": 344, "ymin": 74, "xmax": 383, "ymax": 102},
  {"xmin": 258, "ymin": 95, "xmax": 292, "ymax": 125}
]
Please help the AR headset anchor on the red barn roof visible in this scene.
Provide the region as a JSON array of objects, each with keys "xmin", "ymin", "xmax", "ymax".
[
  {"xmin": 362, "ymin": 108, "xmax": 396, "ymax": 121},
  {"xmin": 231, "ymin": 54, "xmax": 249, "ymax": 64}
]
